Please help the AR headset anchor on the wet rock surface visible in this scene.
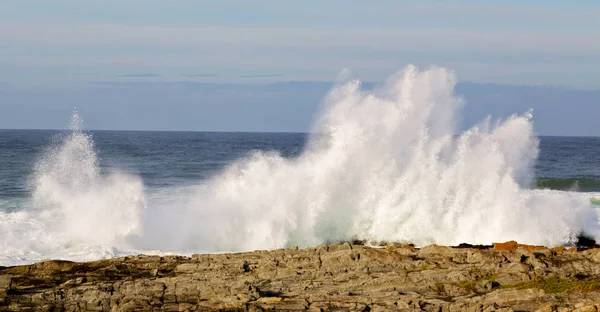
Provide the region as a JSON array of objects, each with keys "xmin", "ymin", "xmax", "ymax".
[{"xmin": 2, "ymin": 242, "xmax": 600, "ymax": 311}]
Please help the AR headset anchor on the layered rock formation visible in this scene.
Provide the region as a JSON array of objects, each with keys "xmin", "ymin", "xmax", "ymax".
[{"xmin": 2, "ymin": 242, "xmax": 600, "ymax": 311}]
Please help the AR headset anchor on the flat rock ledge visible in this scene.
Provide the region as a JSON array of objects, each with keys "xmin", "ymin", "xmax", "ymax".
[{"xmin": 2, "ymin": 241, "xmax": 600, "ymax": 311}]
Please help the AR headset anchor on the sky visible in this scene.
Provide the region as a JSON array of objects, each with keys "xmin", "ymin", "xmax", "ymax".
[
  {"xmin": 2, "ymin": 0, "xmax": 600, "ymax": 86},
  {"xmin": 1, "ymin": 1, "xmax": 600, "ymax": 135}
]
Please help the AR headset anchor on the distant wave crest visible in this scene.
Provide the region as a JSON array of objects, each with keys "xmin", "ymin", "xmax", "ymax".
[{"xmin": 535, "ymin": 178, "xmax": 600, "ymax": 192}]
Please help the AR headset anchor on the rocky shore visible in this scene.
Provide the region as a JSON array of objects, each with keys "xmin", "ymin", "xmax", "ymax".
[{"xmin": 2, "ymin": 241, "xmax": 600, "ymax": 311}]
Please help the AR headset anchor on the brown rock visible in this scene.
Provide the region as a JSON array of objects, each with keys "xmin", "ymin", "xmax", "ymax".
[
  {"xmin": 493, "ymin": 240, "xmax": 548, "ymax": 251},
  {"xmin": 2, "ymin": 243, "xmax": 600, "ymax": 311},
  {"xmin": 494, "ymin": 240, "xmax": 520, "ymax": 251}
]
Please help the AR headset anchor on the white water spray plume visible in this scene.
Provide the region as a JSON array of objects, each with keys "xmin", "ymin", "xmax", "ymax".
[
  {"xmin": 0, "ymin": 113, "xmax": 145, "ymax": 264},
  {"xmin": 1, "ymin": 65, "xmax": 599, "ymax": 265}
]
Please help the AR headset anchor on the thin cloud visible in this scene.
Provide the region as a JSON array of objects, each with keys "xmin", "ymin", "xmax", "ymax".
[
  {"xmin": 183, "ymin": 74, "xmax": 218, "ymax": 77},
  {"xmin": 2, "ymin": 22, "xmax": 600, "ymax": 54},
  {"xmin": 113, "ymin": 74, "xmax": 162, "ymax": 77},
  {"xmin": 2, "ymin": 2, "xmax": 600, "ymax": 88},
  {"xmin": 240, "ymin": 74, "xmax": 285, "ymax": 78}
]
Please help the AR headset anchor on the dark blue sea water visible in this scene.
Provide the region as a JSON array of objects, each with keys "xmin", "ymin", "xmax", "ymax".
[
  {"xmin": 0, "ymin": 130, "xmax": 306, "ymax": 198},
  {"xmin": 2, "ymin": 130, "xmax": 599, "ymax": 204},
  {"xmin": 536, "ymin": 136, "xmax": 600, "ymax": 191}
]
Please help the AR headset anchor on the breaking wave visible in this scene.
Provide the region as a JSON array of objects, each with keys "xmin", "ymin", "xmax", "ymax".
[
  {"xmin": 154, "ymin": 65, "xmax": 599, "ymax": 251},
  {"xmin": 1, "ymin": 65, "xmax": 599, "ymax": 265}
]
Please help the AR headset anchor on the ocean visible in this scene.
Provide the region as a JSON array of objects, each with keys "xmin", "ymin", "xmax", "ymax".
[{"xmin": 1, "ymin": 65, "xmax": 600, "ymax": 266}]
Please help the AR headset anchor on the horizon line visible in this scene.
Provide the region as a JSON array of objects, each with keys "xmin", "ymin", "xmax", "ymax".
[{"xmin": 0, "ymin": 128, "xmax": 598, "ymax": 138}]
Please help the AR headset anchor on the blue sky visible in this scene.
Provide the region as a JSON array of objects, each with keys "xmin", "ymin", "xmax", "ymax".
[
  {"xmin": 1, "ymin": 1, "xmax": 600, "ymax": 135},
  {"xmin": 2, "ymin": 1, "xmax": 600, "ymax": 87}
]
